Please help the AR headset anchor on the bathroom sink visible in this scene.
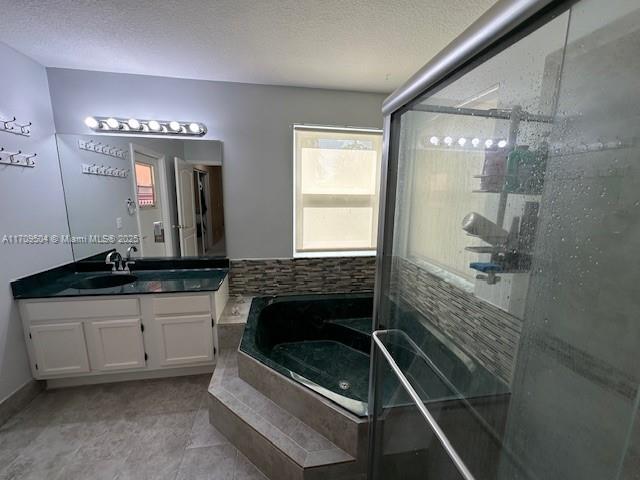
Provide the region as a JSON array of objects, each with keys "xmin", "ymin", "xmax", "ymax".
[{"xmin": 71, "ymin": 274, "xmax": 138, "ymax": 289}]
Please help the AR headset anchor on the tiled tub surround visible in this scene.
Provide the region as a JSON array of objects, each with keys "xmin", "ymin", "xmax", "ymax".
[
  {"xmin": 218, "ymin": 295, "xmax": 254, "ymax": 350},
  {"xmin": 239, "ymin": 293, "xmax": 509, "ymax": 417},
  {"xmin": 209, "ymin": 350, "xmax": 363, "ymax": 480},
  {"xmin": 390, "ymin": 256, "xmax": 523, "ymax": 384},
  {"xmin": 215, "ymin": 293, "xmax": 510, "ymax": 479},
  {"xmin": 240, "ymin": 293, "xmax": 374, "ymax": 417},
  {"xmin": 229, "ymin": 257, "xmax": 376, "ymax": 296}
]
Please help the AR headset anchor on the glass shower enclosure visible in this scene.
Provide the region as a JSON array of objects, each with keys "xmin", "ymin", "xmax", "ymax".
[{"xmin": 368, "ymin": 0, "xmax": 640, "ymax": 478}]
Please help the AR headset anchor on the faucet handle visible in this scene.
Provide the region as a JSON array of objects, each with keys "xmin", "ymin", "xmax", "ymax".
[{"xmin": 124, "ymin": 259, "xmax": 136, "ymax": 273}]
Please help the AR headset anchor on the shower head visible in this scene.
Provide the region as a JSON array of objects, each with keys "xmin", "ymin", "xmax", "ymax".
[{"xmin": 462, "ymin": 212, "xmax": 509, "ymax": 246}]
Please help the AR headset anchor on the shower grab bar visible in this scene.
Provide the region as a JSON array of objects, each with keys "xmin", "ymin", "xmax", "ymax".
[{"xmin": 372, "ymin": 329, "xmax": 476, "ymax": 480}]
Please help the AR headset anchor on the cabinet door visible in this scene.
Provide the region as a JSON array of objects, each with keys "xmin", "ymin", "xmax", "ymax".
[
  {"xmin": 29, "ymin": 322, "xmax": 90, "ymax": 377},
  {"xmin": 86, "ymin": 318, "xmax": 146, "ymax": 371},
  {"xmin": 156, "ymin": 314, "xmax": 213, "ymax": 366}
]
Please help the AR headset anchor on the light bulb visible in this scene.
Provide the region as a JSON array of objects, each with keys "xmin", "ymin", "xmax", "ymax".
[
  {"xmin": 128, "ymin": 118, "xmax": 141, "ymax": 130},
  {"xmin": 458, "ymin": 137, "xmax": 467, "ymax": 147},
  {"xmin": 188, "ymin": 123, "xmax": 201, "ymax": 134},
  {"xmin": 485, "ymin": 139, "xmax": 494, "ymax": 148},
  {"xmin": 148, "ymin": 120, "xmax": 161, "ymax": 131},
  {"xmin": 471, "ymin": 138, "xmax": 480, "ymax": 147},
  {"xmin": 169, "ymin": 121, "xmax": 181, "ymax": 132},
  {"xmin": 498, "ymin": 139, "xmax": 508, "ymax": 148},
  {"xmin": 444, "ymin": 136, "xmax": 453, "ymax": 146},
  {"xmin": 429, "ymin": 136, "xmax": 439, "ymax": 146},
  {"xmin": 106, "ymin": 117, "xmax": 120, "ymax": 129},
  {"xmin": 84, "ymin": 116, "xmax": 99, "ymax": 129}
]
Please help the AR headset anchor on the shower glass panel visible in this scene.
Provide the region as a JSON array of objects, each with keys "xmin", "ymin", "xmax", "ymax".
[{"xmin": 370, "ymin": 0, "xmax": 640, "ymax": 478}]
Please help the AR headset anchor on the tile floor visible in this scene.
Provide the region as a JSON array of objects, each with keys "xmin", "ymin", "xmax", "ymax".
[{"xmin": 0, "ymin": 375, "xmax": 267, "ymax": 480}]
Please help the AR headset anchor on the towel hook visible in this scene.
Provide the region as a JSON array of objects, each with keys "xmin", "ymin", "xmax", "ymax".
[
  {"xmin": 1, "ymin": 116, "xmax": 16, "ymax": 130},
  {"xmin": 24, "ymin": 153, "xmax": 37, "ymax": 166},
  {"xmin": 9, "ymin": 150, "xmax": 22, "ymax": 163},
  {"xmin": 16, "ymin": 121, "xmax": 32, "ymax": 135}
]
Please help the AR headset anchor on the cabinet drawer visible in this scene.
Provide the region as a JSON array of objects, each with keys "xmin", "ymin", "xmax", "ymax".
[
  {"xmin": 152, "ymin": 295, "xmax": 211, "ymax": 315},
  {"xmin": 24, "ymin": 298, "xmax": 140, "ymax": 321}
]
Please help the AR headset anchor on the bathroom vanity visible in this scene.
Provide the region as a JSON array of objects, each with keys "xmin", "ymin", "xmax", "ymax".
[
  {"xmin": 12, "ymin": 263, "xmax": 228, "ymax": 387},
  {"xmin": 8, "ymin": 131, "xmax": 232, "ymax": 388}
]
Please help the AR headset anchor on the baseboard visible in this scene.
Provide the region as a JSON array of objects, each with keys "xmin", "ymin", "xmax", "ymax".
[
  {"xmin": 0, "ymin": 379, "xmax": 44, "ymax": 427},
  {"xmin": 45, "ymin": 364, "xmax": 215, "ymax": 389}
]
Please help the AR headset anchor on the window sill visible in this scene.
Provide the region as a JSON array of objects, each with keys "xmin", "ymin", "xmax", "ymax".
[{"xmin": 293, "ymin": 250, "xmax": 376, "ymax": 259}]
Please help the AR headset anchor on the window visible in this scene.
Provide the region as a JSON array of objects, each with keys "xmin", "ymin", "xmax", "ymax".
[
  {"xmin": 135, "ymin": 162, "xmax": 156, "ymax": 207},
  {"xmin": 293, "ymin": 125, "xmax": 382, "ymax": 256},
  {"xmin": 405, "ymin": 94, "xmax": 499, "ymax": 285}
]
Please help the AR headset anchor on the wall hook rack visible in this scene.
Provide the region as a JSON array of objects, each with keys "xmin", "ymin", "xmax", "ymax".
[
  {"xmin": 0, "ymin": 147, "xmax": 37, "ymax": 168},
  {"xmin": 0, "ymin": 116, "xmax": 32, "ymax": 136},
  {"xmin": 81, "ymin": 162, "xmax": 129, "ymax": 178},
  {"xmin": 78, "ymin": 139, "xmax": 128, "ymax": 160}
]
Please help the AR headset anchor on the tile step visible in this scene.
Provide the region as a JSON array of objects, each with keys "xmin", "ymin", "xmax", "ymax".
[
  {"xmin": 237, "ymin": 349, "xmax": 367, "ymax": 459},
  {"xmin": 208, "ymin": 350, "xmax": 363, "ymax": 480}
]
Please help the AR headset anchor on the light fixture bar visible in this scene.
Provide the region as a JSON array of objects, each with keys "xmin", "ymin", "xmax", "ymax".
[
  {"xmin": 425, "ymin": 135, "xmax": 509, "ymax": 149},
  {"xmin": 84, "ymin": 116, "xmax": 207, "ymax": 137}
]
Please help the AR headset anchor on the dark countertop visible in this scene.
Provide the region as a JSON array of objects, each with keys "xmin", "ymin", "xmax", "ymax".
[{"xmin": 12, "ymin": 266, "xmax": 229, "ymax": 299}]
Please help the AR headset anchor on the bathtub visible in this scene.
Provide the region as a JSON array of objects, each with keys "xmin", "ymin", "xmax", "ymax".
[{"xmin": 239, "ymin": 293, "xmax": 509, "ymax": 417}]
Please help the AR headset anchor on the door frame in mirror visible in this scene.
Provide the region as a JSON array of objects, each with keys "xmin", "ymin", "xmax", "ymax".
[{"xmin": 129, "ymin": 143, "xmax": 174, "ymax": 257}]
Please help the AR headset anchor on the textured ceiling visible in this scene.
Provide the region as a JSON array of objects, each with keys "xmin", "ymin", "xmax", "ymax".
[{"xmin": 0, "ymin": 0, "xmax": 496, "ymax": 93}]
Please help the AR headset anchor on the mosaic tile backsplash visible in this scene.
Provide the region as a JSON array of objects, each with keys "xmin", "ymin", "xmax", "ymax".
[
  {"xmin": 392, "ymin": 257, "xmax": 523, "ymax": 384},
  {"xmin": 229, "ymin": 257, "xmax": 376, "ymax": 296}
]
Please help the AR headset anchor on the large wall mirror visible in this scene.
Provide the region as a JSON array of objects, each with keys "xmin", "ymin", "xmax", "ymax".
[{"xmin": 56, "ymin": 134, "xmax": 226, "ymax": 260}]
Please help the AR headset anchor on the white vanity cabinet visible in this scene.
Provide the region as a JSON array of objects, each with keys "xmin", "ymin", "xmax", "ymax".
[
  {"xmin": 86, "ymin": 317, "xmax": 146, "ymax": 371},
  {"xmin": 28, "ymin": 322, "xmax": 90, "ymax": 376},
  {"xmin": 147, "ymin": 295, "xmax": 215, "ymax": 367},
  {"xmin": 18, "ymin": 276, "xmax": 228, "ymax": 386}
]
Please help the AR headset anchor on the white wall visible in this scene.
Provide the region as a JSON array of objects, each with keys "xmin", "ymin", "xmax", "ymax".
[
  {"xmin": 56, "ymin": 134, "xmax": 141, "ymax": 259},
  {"xmin": 46, "ymin": 69, "xmax": 385, "ymax": 259},
  {"xmin": 0, "ymin": 43, "xmax": 74, "ymax": 402}
]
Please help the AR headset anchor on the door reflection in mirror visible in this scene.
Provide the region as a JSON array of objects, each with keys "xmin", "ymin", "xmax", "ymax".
[{"xmin": 55, "ymin": 134, "xmax": 225, "ymax": 260}]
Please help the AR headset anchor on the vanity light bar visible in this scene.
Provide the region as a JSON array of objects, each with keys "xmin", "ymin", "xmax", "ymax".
[
  {"xmin": 426, "ymin": 136, "xmax": 508, "ymax": 149},
  {"xmin": 84, "ymin": 116, "xmax": 207, "ymax": 137}
]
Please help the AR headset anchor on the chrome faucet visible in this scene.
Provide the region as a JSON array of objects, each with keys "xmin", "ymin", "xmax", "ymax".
[
  {"xmin": 105, "ymin": 248, "xmax": 137, "ymax": 274},
  {"xmin": 124, "ymin": 246, "xmax": 138, "ymax": 273},
  {"xmin": 105, "ymin": 251, "xmax": 123, "ymax": 273}
]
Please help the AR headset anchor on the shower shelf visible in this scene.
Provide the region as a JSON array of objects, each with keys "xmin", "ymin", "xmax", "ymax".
[
  {"xmin": 465, "ymin": 245, "xmax": 506, "ymax": 254},
  {"xmin": 472, "ymin": 189, "xmax": 542, "ymax": 195}
]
